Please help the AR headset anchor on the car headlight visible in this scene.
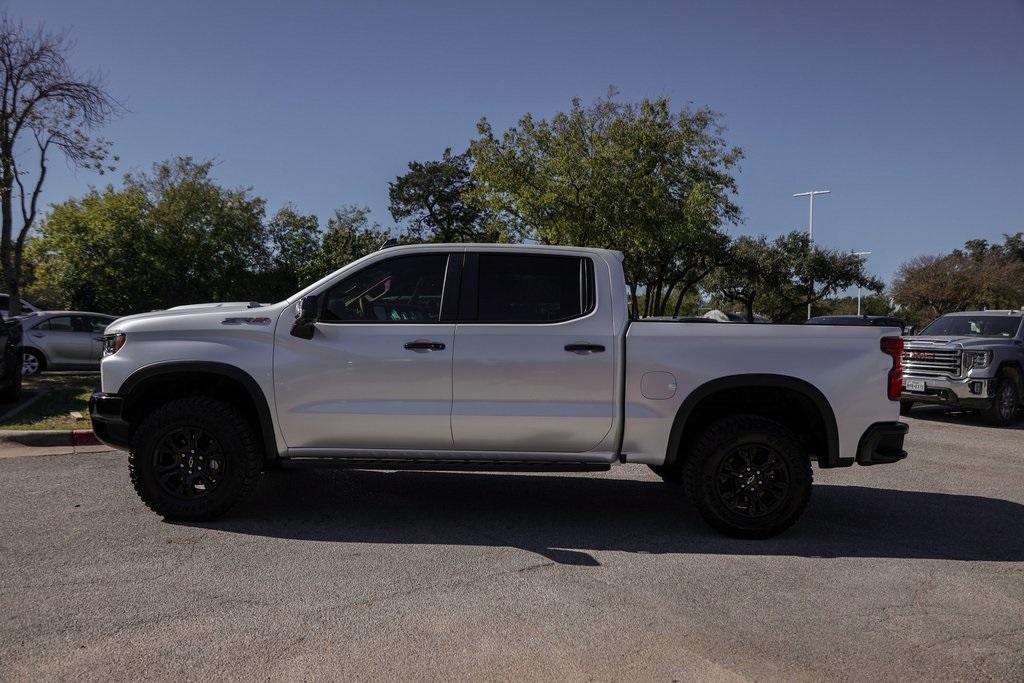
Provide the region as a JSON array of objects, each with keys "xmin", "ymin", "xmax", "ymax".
[
  {"xmin": 101, "ymin": 332, "xmax": 126, "ymax": 356},
  {"xmin": 964, "ymin": 350, "xmax": 991, "ymax": 370}
]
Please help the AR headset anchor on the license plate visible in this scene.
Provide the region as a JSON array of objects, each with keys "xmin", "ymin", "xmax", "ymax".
[{"xmin": 905, "ymin": 379, "xmax": 926, "ymax": 392}]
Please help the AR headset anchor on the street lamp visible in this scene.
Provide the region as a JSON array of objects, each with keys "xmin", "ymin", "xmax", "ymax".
[
  {"xmin": 794, "ymin": 190, "xmax": 831, "ymax": 319},
  {"xmin": 852, "ymin": 251, "xmax": 872, "ymax": 315}
]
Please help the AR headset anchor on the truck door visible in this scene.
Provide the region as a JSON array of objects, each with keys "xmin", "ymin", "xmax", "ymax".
[
  {"xmin": 273, "ymin": 252, "xmax": 457, "ymax": 450},
  {"xmin": 451, "ymin": 252, "xmax": 616, "ymax": 453}
]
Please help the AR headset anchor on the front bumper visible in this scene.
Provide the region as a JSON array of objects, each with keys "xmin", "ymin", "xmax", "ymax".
[
  {"xmin": 856, "ymin": 421, "xmax": 908, "ymax": 466},
  {"xmin": 901, "ymin": 374, "xmax": 993, "ymax": 408},
  {"xmin": 88, "ymin": 392, "xmax": 132, "ymax": 449}
]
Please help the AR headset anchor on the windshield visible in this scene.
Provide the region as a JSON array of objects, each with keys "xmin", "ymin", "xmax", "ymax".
[{"xmin": 919, "ymin": 315, "xmax": 1022, "ymax": 338}]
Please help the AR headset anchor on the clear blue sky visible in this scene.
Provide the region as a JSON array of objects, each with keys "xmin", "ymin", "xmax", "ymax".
[{"xmin": 9, "ymin": 0, "xmax": 1024, "ymax": 283}]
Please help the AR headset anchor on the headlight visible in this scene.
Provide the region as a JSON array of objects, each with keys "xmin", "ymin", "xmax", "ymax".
[
  {"xmin": 101, "ymin": 332, "xmax": 126, "ymax": 356},
  {"xmin": 964, "ymin": 350, "xmax": 991, "ymax": 370}
]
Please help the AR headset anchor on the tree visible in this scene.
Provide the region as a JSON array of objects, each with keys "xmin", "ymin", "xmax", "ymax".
[
  {"xmin": 389, "ymin": 148, "xmax": 496, "ymax": 242},
  {"xmin": 0, "ymin": 15, "xmax": 119, "ymax": 314},
  {"xmin": 468, "ymin": 90, "xmax": 742, "ymax": 317},
  {"xmin": 302, "ymin": 206, "xmax": 392, "ymax": 283},
  {"xmin": 29, "ymin": 158, "xmax": 268, "ymax": 313},
  {"xmin": 890, "ymin": 234, "xmax": 1024, "ymax": 325},
  {"xmin": 260, "ymin": 205, "xmax": 321, "ymax": 300},
  {"xmin": 708, "ymin": 231, "xmax": 882, "ymax": 322}
]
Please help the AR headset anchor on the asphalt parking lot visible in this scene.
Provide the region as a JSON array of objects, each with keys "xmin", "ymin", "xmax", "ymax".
[{"xmin": 1, "ymin": 407, "xmax": 1022, "ymax": 681}]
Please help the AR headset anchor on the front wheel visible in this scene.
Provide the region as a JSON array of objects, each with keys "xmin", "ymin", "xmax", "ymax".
[
  {"xmin": 983, "ymin": 370, "xmax": 1020, "ymax": 427},
  {"xmin": 683, "ymin": 415, "xmax": 812, "ymax": 539},
  {"xmin": 129, "ymin": 396, "xmax": 262, "ymax": 521}
]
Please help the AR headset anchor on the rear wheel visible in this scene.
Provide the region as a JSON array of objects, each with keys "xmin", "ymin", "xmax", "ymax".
[
  {"xmin": 683, "ymin": 415, "xmax": 812, "ymax": 539},
  {"xmin": 899, "ymin": 400, "xmax": 914, "ymax": 416},
  {"xmin": 22, "ymin": 349, "xmax": 43, "ymax": 376},
  {"xmin": 129, "ymin": 397, "xmax": 262, "ymax": 520},
  {"xmin": 983, "ymin": 369, "xmax": 1020, "ymax": 427}
]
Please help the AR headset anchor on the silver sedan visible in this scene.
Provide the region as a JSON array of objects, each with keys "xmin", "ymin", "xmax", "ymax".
[{"xmin": 20, "ymin": 311, "xmax": 117, "ymax": 375}]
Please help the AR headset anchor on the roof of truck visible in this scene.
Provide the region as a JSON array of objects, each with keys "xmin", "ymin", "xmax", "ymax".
[
  {"xmin": 389, "ymin": 242, "xmax": 625, "ymax": 259},
  {"xmin": 942, "ymin": 310, "xmax": 1024, "ymax": 316}
]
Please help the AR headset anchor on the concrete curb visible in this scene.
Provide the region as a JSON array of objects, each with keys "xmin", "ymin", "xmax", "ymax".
[{"xmin": 0, "ymin": 429, "xmax": 100, "ymax": 447}]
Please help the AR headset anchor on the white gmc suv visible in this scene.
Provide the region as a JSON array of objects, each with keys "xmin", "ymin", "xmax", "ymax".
[{"xmin": 90, "ymin": 244, "xmax": 909, "ymax": 538}]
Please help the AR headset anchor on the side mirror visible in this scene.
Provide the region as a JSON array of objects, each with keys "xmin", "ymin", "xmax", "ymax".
[{"xmin": 290, "ymin": 294, "xmax": 321, "ymax": 339}]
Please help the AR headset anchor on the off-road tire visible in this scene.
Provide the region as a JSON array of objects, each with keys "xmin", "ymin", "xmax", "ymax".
[
  {"xmin": 899, "ymin": 400, "xmax": 914, "ymax": 416},
  {"xmin": 682, "ymin": 415, "xmax": 813, "ymax": 539},
  {"xmin": 129, "ymin": 397, "xmax": 261, "ymax": 521},
  {"xmin": 983, "ymin": 369, "xmax": 1021, "ymax": 427}
]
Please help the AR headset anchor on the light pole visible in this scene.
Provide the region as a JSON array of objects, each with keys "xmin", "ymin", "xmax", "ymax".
[
  {"xmin": 852, "ymin": 251, "xmax": 872, "ymax": 315},
  {"xmin": 794, "ymin": 190, "xmax": 831, "ymax": 319}
]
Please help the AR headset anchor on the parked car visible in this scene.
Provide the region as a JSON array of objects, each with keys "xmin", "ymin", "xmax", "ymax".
[
  {"xmin": 90, "ymin": 244, "xmax": 908, "ymax": 538},
  {"xmin": 20, "ymin": 311, "xmax": 117, "ymax": 375},
  {"xmin": 0, "ymin": 316, "xmax": 22, "ymax": 401},
  {"xmin": 901, "ymin": 310, "xmax": 1023, "ymax": 425},
  {"xmin": 0, "ymin": 294, "xmax": 40, "ymax": 319},
  {"xmin": 806, "ymin": 314, "xmax": 908, "ymax": 330}
]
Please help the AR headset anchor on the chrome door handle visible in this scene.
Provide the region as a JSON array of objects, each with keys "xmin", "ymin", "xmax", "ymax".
[
  {"xmin": 565, "ymin": 343, "xmax": 605, "ymax": 353},
  {"xmin": 404, "ymin": 340, "xmax": 446, "ymax": 351}
]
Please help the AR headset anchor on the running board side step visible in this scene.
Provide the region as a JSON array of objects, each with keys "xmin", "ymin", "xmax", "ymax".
[{"xmin": 279, "ymin": 458, "xmax": 612, "ymax": 473}]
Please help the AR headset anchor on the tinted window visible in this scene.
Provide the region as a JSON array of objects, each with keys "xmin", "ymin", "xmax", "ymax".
[
  {"xmin": 83, "ymin": 316, "xmax": 114, "ymax": 333},
  {"xmin": 476, "ymin": 254, "xmax": 592, "ymax": 323},
  {"xmin": 920, "ymin": 315, "xmax": 1022, "ymax": 338},
  {"xmin": 39, "ymin": 316, "xmax": 75, "ymax": 331},
  {"xmin": 322, "ymin": 254, "xmax": 448, "ymax": 322}
]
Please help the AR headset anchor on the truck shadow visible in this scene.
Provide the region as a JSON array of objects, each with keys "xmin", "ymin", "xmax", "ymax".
[
  {"xmin": 193, "ymin": 469, "xmax": 1024, "ymax": 566},
  {"xmin": 909, "ymin": 404, "xmax": 1024, "ymax": 430}
]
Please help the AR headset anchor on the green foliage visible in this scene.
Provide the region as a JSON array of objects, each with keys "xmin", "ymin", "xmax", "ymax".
[
  {"xmin": 891, "ymin": 232, "xmax": 1024, "ymax": 325},
  {"xmin": 389, "ymin": 148, "xmax": 497, "ymax": 242},
  {"xmin": 819, "ymin": 293, "xmax": 893, "ymax": 317},
  {"xmin": 28, "ymin": 159, "xmax": 402, "ymax": 314},
  {"xmin": 708, "ymin": 231, "xmax": 883, "ymax": 323},
  {"xmin": 302, "ymin": 206, "xmax": 393, "ymax": 284},
  {"xmin": 262, "ymin": 206, "xmax": 322, "ymax": 300},
  {"xmin": 468, "ymin": 90, "xmax": 742, "ymax": 317}
]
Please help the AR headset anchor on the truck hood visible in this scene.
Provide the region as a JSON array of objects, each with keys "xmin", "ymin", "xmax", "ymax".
[
  {"xmin": 906, "ymin": 335, "xmax": 1010, "ymax": 348},
  {"xmin": 110, "ymin": 302, "xmax": 268, "ymax": 327}
]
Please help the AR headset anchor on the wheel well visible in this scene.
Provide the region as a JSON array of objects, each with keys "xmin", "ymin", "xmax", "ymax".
[
  {"xmin": 122, "ymin": 370, "xmax": 276, "ymax": 464},
  {"xmin": 997, "ymin": 361, "xmax": 1022, "ymax": 380},
  {"xmin": 666, "ymin": 379, "xmax": 839, "ymax": 470}
]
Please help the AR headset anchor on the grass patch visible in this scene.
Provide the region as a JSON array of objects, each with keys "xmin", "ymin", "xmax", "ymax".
[{"xmin": 0, "ymin": 373, "xmax": 97, "ymax": 430}]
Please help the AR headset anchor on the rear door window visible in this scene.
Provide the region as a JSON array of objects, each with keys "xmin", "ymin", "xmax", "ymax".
[
  {"xmin": 473, "ymin": 254, "xmax": 594, "ymax": 323},
  {"xmin": 38, "ymin": 316, "xmax": 75, "ymax": 332}
]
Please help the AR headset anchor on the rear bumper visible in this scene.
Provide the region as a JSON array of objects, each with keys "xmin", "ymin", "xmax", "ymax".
[
  {"xmin": 856, "ymin": 421, "xmax": 908, "ymax": 466},
  {"xmin": 88, "ymin": 392, "xmax": 132, "ymax": 449}
]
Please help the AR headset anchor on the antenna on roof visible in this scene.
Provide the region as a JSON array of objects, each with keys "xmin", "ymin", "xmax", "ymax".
[{"xmin": 379, "ymin": 237, "xmax": 399, "ymax": 250}]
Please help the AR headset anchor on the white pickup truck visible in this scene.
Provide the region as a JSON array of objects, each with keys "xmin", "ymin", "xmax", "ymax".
[{"xmin": 90, "ymin": 244, "xmax": 908, "ymax": 538}]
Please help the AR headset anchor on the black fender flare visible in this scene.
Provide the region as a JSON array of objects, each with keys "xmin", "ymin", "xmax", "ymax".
[
  {"xmin": 664, "ymin": 373, "xmax": 841, "ymax": 468},
  {"xmin": 120, "ymin": 361, "xmax": 279, "ymax": 464}
]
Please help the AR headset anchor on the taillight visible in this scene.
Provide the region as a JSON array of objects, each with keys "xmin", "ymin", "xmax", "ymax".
[
  {"xmin": 102, "ymin": 332, "xmax": 126, "ymax": 357},
  {"xmin": 880, "ymin": 336, "xmax": 903, "ymax": 401}
]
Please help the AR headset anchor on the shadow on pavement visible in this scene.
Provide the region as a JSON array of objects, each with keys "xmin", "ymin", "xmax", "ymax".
[
  {"xmin": 908, "ymin": 404, "xmax": 1024, "ymax": 430},
  {"xmin": 190, "ymin": 469, "xmax": 1024, "ymax": 566}
]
